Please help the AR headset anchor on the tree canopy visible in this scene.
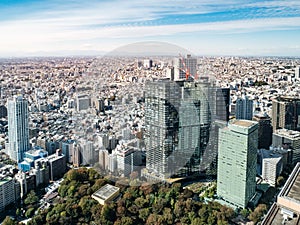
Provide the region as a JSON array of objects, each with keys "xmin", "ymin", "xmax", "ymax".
[{"xmin": 28, "ymin": 168, "xmax": 235, "ymax": 225}]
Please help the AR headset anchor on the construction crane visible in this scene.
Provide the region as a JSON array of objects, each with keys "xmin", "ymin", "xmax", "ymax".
[
  {"xmin": 178, "ymin": 54, "xmax": 197, "ymax": 81},
  {"xmin": 179, "ymin": 54, "xmax": 190, "ymax": 80}
]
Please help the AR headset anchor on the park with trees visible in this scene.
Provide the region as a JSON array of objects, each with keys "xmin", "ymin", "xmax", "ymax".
[{"xmin": 19, "ymin": 168, "xmax": 236, "ymax": 225}]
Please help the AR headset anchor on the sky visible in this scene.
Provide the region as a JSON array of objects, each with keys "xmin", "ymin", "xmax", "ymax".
[{"xmin": 1, "ymin": 0, "xmax": 300, "ymax": 57}]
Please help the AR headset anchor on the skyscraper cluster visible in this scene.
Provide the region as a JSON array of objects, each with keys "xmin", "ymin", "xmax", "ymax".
[
  {"xmin": 143, "ymin": 55, "xmax": 229, "ymax": 181},
  {"xmin": 3, "ymin": 55, "xmax": 300, "ymax": 215},
  {"xmin": 144, "ymin": 79, "xmax": 215, "ymax": 179}
]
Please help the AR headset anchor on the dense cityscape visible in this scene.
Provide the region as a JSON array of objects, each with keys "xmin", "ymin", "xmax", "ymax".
[
  {"xmin": 0, "ymin": 54, "xmax": 299, "ymax": 224},
  {"xmin": 1, "ymin": 0, "xmax": 300, "ymax": 224}
]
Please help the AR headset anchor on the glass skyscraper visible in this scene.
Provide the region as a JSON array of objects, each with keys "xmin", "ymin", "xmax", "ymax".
[
  {"xmin": 144, "ymin": 79, "xmax": 214, "ymax": 180},
  {"xmin": 217, "ymin": 120, "xmax": 258, "ymax": 208},
  {"xmin": 235, "ymin": 95, "xmax": 253, "ymax": 120},
  {"xmin": 8, "ymin": 95, "xmax": 30, "ymax": 162}
]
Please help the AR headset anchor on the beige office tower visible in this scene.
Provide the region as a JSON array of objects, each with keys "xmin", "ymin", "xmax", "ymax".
[{"xmin": 272, "ymin": 96, "xmax": 300, "ymax": 132}]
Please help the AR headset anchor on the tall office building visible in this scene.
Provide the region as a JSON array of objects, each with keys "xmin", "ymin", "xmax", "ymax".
[
  {"xmin": 0, "ymin": 177, "xmax": 17, "ymax": 212},
  {"xmin": 80, "ymin": 140, "xmax": 96, "ymax": 165},
  {"xmin": 144, "ymin": 78, "xmax": 213, "ymax": 180},
  {"xmin": 173, "ymin": 54, "xmax": 197, "ymax": 81},
  {"xmin": 98, "ymin": 133, "xmax": 109, "ymax": 149},
  {"xmin": 295, "ymin": 66, "xmax": 300, "ymax": 80},
  {"xmin": 47, "ymin": 149, "xmax": 66, "ymax": 181},
  {"xmin": 72, "ymin": 145, "xmax": 81, "ymax": 167},
  {"xmin": 272, "ymin": 96, "xmax": 300, "ymax": 132},
  {"xmin": 99, "ymin": 149, "xmax": 109, "ymax": 170},
  {"xmin": 8, "ymin": 95, "xmax": 30, "ymax": 162},
  {"xmin": 143, "ymin": 59, "xmax": 153, "ymax": 69},
  {"xmin": 61, "ymin": 140, "xmax": 75, "ymax": 163},
  {"xmin": 76, "ymin": 94, "xmax": 90, "ymax": 111},
  {"xmin": 144, "ymin": 79, "xmax": 181, "ymax": 179},
  {"xmin": 116, "ymin": 145, "xmax": 142, "ymax": 176},
  {"xmin": 235, "ymin": 95, "xmax": 253, "ymax": 120},
  {"xmin": 272, "ymin": 129, "xmax": 300, "ymax": 165},
  {"xmin": 216, "ymin": 88, "xmax": 230, "ymax": 122},
  {"xmin": 217, "ymin": 120, "xmax": 258, "ymax": 208},
  {"xmin": 93, "ymin": 98, "xmax": 105, "ymax": 113},
  {"xmin": 253, "ymin": 113, "xmax": 272, "ymax": 149}
]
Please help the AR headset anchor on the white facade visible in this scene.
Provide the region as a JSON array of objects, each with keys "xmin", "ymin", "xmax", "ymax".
[
  {"xmin": 98, "ymin": 134, "xmax": 109, "ymax": 149},
  {"xmin": 122, "ymin": 127, "xmax": 132, "ymax": 140},
  {"xmin": 143, "ymin": 59, "xmax": 152, "ymax": 69},
  {"xmin": 260, "ymin": 149, "xmax": 283, "ymax": 187},
  {"xmin": 15, "ymin": 172, "xmax": 27, "ymax": 199},
  {"xmin": 108, "ymin": 152, "xmax": 117, "ymax": 173},
  {"xmin": 99, "ymin": 149, "xmax": 109, "ymax": 170},
  {"xmin": 295, "ymin": 66, "xmax": 300, "ymax": 80},
  {"xmin": 116, "ymin": 145, "xmax": 142, "ymax": 176},
  {"xmin": 80, "ymin": 140, "xmax": 95, "ymax": 165},
  {"xmin": 173, "ymin": 54, "xmax": 197, "ymax": 81},
  {"xmin": 8, "ymin": 95, "xmax": 30, "ymax": 162}
]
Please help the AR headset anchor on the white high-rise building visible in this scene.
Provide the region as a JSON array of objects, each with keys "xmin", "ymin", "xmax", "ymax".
[
  {"xmin": 108, "ymin": 151, "xmax": 117, "ymax": 173},
  {"xmin": 173, "ymin": 54, "xmax": 197, "ymax": 81},
  {"xmin": 143, "ymin": 59, "xmax": 153, "ymax": 69},
  {"xmin": 116, "ymin": 145, "xmax": 141, "ymax": 176},
  {"xmin": 260, "ymin": 149, "xmax": 282, "ymax": 187},
  {"xmin": 99, "ymin": 149, "xmax": 109, "ymax": 170},
  {"xmin": 80, "ymin": 140, "xmax": 95, "ymax": 165},
  {"xmin": 8, "ymin": 95, "xmax": 30, "ymax": 162},
  {"xmin": 98, "ymin": 134, "xmax": 109, "ymax": 149},
  {"xmin": 295, "ymin": 66, "xmax": 300, "ymax": 80}
]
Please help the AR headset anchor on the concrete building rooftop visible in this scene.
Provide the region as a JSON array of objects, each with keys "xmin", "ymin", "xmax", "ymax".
[
  {"xmin": 92, "ymin": 184, "xmax": 120, "ymax": 201},
  {"xmin": 260, "ymin": 149, "xmax": 282, "ymax": 160},
  {"xmin": 285, "ymin": 164, "xmax": 300, "ymax": 202},
  {"xmin": 253, "ymin": 112, "xmax": 270, "ymax": 119},
  {"xmin": 262, "ymin": 203, "xmax": 300, "ymax": 225},
  {"xmin": 0, "ymin": 176, "xmax": 12, "ymax": 186},
  {"xmin": 274, "ymin": 129, "xmax": 300, "ymax": 139},
  {"xmin": 275, "ymin": 96, "xmax": 300, "ymax": 101},
  {"xmin": 26, "ymin": 149, "xmax": 46, "ymax": 156},
  {"xmin": 232, "ymin": 120, "xmax": 256, "ymax": 128},
  {"xmin": 277, "ymin": 163, "xmax": 300, "ymax": 214}
]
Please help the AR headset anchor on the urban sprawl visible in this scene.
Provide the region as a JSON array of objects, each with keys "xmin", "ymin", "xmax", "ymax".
[{"xmin": 0, "ymin": 55, "xmax": 300, "ymax": 224}]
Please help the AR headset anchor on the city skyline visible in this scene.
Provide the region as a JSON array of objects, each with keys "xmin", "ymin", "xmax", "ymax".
[
  {"xmin": 1, "ymin": 50, "xmax": 300, "ymax": 223},
  {"xmin": 1, "ymin": 0, "xmax": 300, "ymax": 57}
]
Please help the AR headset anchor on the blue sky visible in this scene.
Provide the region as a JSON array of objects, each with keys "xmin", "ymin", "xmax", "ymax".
[{"xmin": 1, "ymin": 0, "xmax": 300, "ymax": 56}]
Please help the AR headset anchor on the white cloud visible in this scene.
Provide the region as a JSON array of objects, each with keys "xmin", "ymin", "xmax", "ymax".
[
  {"xmin": 0, "ymin": 0, "xmax": 300, "ymax": 55},
  {"xmin": 246, "ymin": 0, "xmax": 300, "ymax": 8},
  {"xmin": 1, "ymin": 16, "xmax": 300, "ymax": 44}
]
